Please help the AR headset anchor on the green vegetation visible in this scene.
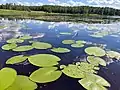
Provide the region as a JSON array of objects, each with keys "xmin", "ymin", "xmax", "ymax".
[{"xmin": 0, "ymin": 9, "xmax": 119, "ymax": 23}]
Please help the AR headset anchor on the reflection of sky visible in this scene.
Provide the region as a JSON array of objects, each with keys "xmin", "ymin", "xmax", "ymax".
[{"xmin": 0, "ymin": 20, "xmax": 23, "ymax": 42}]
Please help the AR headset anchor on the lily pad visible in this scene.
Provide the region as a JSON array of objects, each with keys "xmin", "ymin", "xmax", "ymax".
[
  {"xmin": 76, "ymin": 40, "xmax": 86, "ymax": 44},
  {"xmin": 87, "ymin": 56, "xmax": 106, "ymax": 66},
  {"xmin": 6, "ymin": 75, "xmax": 37, "ymax": 90},
  {"xmin": 29, "ymin": 67, "xmax": 62, "ymax": 83},
  {"xmin": 62, "ymin": 40, "xmax": 75, "ymax": 45},
  {"xmin": 85, "ymin": 47, "xmax": 106, "ymax": 57},
  {"xmin": 32, "ymin": 42, "xmax": 52, "ymax": 49},
  {"xmin": 13, "ymin": 45, "xmax": 33, "ymax": 52},
  {"xmin": 28, "ymin": 54, "xmax": 61, "ymax": 67},
  {"xmin": 60, "ymin": 32, "xmax": 72, "ymax": 35},
  {"xmin": 62, "ymin": 63, "xmax": 96, "ymax": 79},
  {"xmin": 0, "ymin": 68, "xmax": 17, "ymax": 90},
  {"xmin": 19, "ymin": 35, "xmax": 32, "ymax": 40},
  {"xmin": 2, "ymin": 43, "xmax": 17, "ymax": 50},
  {"xmin": 6, "ymin": 55, "xmax": 28, "ymax": 64},
  {"xmin": 78, "ymin": 74, "xmax": 110, "ymax": 90},
  {"xmin": 71, "ymin": 44, "xmax": 84, "ymax": 48},
  {"xmin": 51, "ymin": 47, "xmax": 70, "ymax": 53},
  {"xmin": 106, "ymin": 51, "xmax": 120, "ymax": 60},
  {"xmin": 7, "ymin": 38, "xmax": 24, "ymax": 43}
]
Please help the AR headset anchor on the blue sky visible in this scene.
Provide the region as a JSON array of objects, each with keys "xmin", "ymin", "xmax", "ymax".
[{"xmin": 0, "ymin": 0, "xmax": 120, "ymax": 9}]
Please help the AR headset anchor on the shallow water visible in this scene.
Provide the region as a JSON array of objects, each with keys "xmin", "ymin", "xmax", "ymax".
[{"xmin": 0, "ymin": 19, "xmax": 120, "ymax": 90}]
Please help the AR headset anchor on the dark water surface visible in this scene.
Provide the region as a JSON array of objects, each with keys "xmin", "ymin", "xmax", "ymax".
[{"xmin": 0, "ymin": 19, "xmax": 120, "ymax": 90}]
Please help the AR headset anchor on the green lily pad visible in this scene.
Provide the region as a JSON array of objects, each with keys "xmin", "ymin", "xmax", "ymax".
[
  {"xmin": 19, "ymin": 35, "xmax": 32, "ymax": 40},
  {"xmin": 90, "ymin": 35, "xmax": 104, "ymax": 38},
  {"xmin": 6, "ymin": 55, "xmax": 28, "ymax": 64},
  {"xmin": 62, "ymin": 40, "xmax": 75, "ymax": 45},
  {"xmin": 76, "ymin": 40, "xmax": 86, "ymax": 44},
  {"xmin": 29, "ymin": 67, "xmax": 62, "ymax": 83},
  {"xmin": 51, "ymin": 47, "xmax": 70, "ymax": 53},
  {"xmin": 62, "ymin": 63, "xmax": 96, "ymax": 79},
  {"xmin": 85, "ymin": 47, "xmax": 106, "ymax": 57},
  {"xmin": 6, "ymin": 75, "xmax": 37, "ymax": 90},
  {"xmin": 106, "ymin": 51, "xmax": 120, "ymax": 60},
  {"xmin": 7, "ymin": 38, "xmax": 24, "ymax": 43},
  {"xmin": 87, "ymin": 56, "xmax": 106, "ymax": 66},
  {"xmin": 78, "ymin": 74, "xmax": 110, "ymax": 90},
  {"xmin": 2, "ymin": 43, "xmax": 17, "ymax": 50},
  {"xmin": 0, "ymin": 68, "xmax": 17, "ymax": 90},
  {"xmin": 28, "ymin": 54, "xmax": 61, "ymax": 67},
  {"xmin": 71, "ymin": 44, "xmax": 84, "ymax": 48},
  {"xmin": 13, "ymin": 45, "xmax": 33, "ymax": 52},
  {"xmin": 32, "ymin": 42, "xmax": 52, "ymax": 49},
  {"xmin": 60, "ymin": 32, "xmax": 72, "ymax": 35}
]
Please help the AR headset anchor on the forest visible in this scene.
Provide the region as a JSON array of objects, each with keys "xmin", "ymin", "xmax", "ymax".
[{"xmin": 0, "ymin": 3, "xmax": 120, "ymax": 16}]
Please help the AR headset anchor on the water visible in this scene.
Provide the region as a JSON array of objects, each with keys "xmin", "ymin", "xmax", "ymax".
[{"xmin": 0, "ymin": 19, "xmax": 120, "ymax": 90}]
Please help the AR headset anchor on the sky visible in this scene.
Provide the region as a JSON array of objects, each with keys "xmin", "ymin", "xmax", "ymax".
[{"xmin": 0, "ymin": 0, "xmax": 120, "ymax": 9}]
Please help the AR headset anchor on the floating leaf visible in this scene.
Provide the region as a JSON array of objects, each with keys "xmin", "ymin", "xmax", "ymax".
[
  {"xmin": 19, "ymin": 35, "xmax": 32, "ymax": 40},
  {"xmin": 0, "ymin": 68, "xmax": 17, "ymax": 90},
  {"xmin": 28, "ymin": 54, "xmax": 61, "ymax": 67},
  {"xmin": 60, "ymin": 32, "xmax": 72, "ymax": 35},
  {"xmin": 2, "ymin": 43, "xmax": 17, "ymax": 50},
  {"xmin": 87, "ymin": 56, "xmax": 106, "ymax": 66},
  {"xmin": 6, "ymin": 55, "xmax": 28, "ymax": 64},
  {"xmin": 62, "ymin": 64, "xmax": 85, "ymax": 78},
  {"xmin": 7, "ymin": 38, "xmax": 24, "ymax": 43},
  {"xmin": 62, "ymin": 63, "xmax": 96, "ymax": 79},
  {"xmin": 6, "ymin": 75, "xmax": 37, "ymax": 90},
  {"xmin": 13, "ymin": 45, "xmax": 33, "ymax": 52},
  {"xmin": 29, "ymin": 67, "xmax": 62, "ymax": 83},
  {"xmin": 78, "ymin": 74, "xmax": 110, "ymax": 90},
  {"xmin": 62, "ymin": 40, "xmax": 75, "ymax": 44},
  {"xmin": 85, "ymin": 47, "xmax": 106, "ymax": 57},
  {"xmin": 106, "ymin": 51, "xmax": 120, "ymax": 60},
  {"xmin": 76, "ymin": 40, "xmax": 86, "ymax": 44},
  {"xmin": 90, "ymin": 35, "xmax": 103, "ymax": 38},
  {"xmin": 32, "ymin": 42, "xmax": 52, "ymax": 49},
  {"xmin": 71, "ymin": 44, "xmax": 84, "ymax": 48},
  {"xmin": 51, "ymin": 47, "xmax": 70, "ymax": 53}
]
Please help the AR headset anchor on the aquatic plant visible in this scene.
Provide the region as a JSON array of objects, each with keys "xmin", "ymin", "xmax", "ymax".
[
  {"xmin": 6, "ymin": 75, "xmax": 37, "ymax": 90},
  {"xmin": 32, "ymin": 42, "xmax": 52, "ymax": 49},
  {"xmin": 60, "ymin": 32, "xmax": 72, "ymax": 35},
  {"xmin": 62, "ymin": 40, "xmax": 75, "ymax": 44},
  {"xmin": 29, "ymin": 67, "xmax": 62, "ymax": 83},
  {"xmin": 28, "ymin": 54, "xmax": 61, "ymax": 67},
  {"xmin": 19, "ymin": 35, "xmax": 32, "ymax": 40},
  {"xmin": 87, "ymin": 56, "xmax": 106, "ymax": 66},
  {"xmin": 71, "ymin": 43, "xmax": 84, "ymax": 48},
  {"xmin": 51, "ymin": 47, "xmax": 71, "ymax": 53},
  {"xmin": 85, "ymin": 47, "xmax": 106, "ymax": 57},
  {"xmin": 7, "ymin": 38, "xmax": 24, "ymax": 43},
  {"xmin": 62, "ymin": 62, "xmax": 98, "ymax": 79},
  {"xmin": 106, "ymin": 51, "xmax": 120, "ymax": 60},
  {"xmin": 13, "ymin": 45, "xmax": 33, "ymax": 52},
  {"xmin": 6, "ymin": 55, "xmax": 28, "ymax": 64},
  {"xmin": 0, "ymin": 68, "xmax": 17, "ymax": 90},
  {"xmin": 2, "ymin": 43, "xmax": 17, "ymax": 50},
  {"xmin": 79, "ymin": 74, "xmax": 110, "ymax": 90}
]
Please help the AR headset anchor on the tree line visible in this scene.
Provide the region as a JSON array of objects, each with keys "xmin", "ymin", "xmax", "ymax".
[{"xmin": 0, "ymin": 3, "xmax": 120, "ymax": 16}]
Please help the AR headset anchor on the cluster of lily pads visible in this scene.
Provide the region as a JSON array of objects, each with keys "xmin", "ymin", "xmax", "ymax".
[
  {"xmin": 2, "ymin": 35, "xmax": 120, "ymax": 90},
  {"xmin": 62, "ymin": 40, "xmax": 86, "ymax": 48}
]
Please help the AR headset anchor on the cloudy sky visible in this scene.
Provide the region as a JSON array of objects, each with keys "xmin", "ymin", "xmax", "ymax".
[{"xmin": 0, "ymin": 0, "xmax": 120, "ymax": 9}]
